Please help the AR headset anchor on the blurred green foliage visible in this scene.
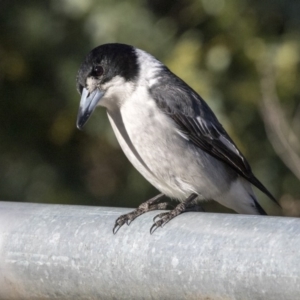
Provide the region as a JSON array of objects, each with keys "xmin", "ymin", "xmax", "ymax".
[{"xmin": 0, "ymin": 0, "xmax": 299, "ymax": 215}]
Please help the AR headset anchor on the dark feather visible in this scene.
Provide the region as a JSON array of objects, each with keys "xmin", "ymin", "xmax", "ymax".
[
  {"xmin": 150, "ymin": 68, "xmax": 279, "ymax": 206},
  {"xmin": 250, "ymin": 194, "xmax": 267, "ymax": 215}
]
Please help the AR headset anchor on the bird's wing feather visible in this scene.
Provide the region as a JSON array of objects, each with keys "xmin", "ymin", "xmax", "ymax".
[
  {"xmin": 150, "ymin": 70, "xmax": 278, "ymax": 204},
  {"xmin": 171, "ymin": 113, "xmax": 250, "ymax": 175}
]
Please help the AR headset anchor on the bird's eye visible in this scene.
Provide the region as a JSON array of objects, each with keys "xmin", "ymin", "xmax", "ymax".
[{"xmin": 93, "ymin": 66, "xmax": 104, "ymax": 77}]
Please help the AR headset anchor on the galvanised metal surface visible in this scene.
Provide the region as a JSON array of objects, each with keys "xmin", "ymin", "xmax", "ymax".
[{"xmin": 0, "ymin": 201, "xmax": 299, "ymax": 300}]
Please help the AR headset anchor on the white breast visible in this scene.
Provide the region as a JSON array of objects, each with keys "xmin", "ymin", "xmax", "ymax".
[{"xmin": 106, "ymin": 87, "xmax": 189, "ymax": 198}]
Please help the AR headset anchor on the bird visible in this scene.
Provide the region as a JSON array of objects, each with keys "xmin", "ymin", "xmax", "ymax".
[{"xmin": 76, "ymin": 43, "xmax": 279, "ymax": 234}]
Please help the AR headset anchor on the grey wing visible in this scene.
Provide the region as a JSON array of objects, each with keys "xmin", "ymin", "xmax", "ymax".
[{"xmin": 150, "ymin": 72, "xmax": 278, "ymax": 204}]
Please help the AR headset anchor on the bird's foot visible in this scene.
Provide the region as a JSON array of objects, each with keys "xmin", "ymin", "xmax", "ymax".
[
  {"xmin": 150, "ymin": 208, "xmax": 181, "ymax": 234},
  {"xmin": 150, "ymin": 193, "xmax": 199, "ymax": 234},
  {"xmin": 113, "ymin": 202, "xmax": 169, "ymax": 234},
  {"xmin": 113, "ymin": 193, "xmax": 167, "ymax": 234}
]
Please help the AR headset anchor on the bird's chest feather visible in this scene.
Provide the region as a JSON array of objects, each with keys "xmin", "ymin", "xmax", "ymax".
[
  {"xmin": 106, "ymin": 89, "xmax": 224, "ymax": 198},
  {"xmin": 122, "ymin": 92, "xmax": 176, "ymax": 155},
  {"xmin": 108, "ymin": 90, "xmax": 181, "ymax": 173}
]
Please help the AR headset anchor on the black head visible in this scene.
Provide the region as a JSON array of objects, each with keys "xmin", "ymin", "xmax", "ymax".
[
  {"xmin": 76, "ymin": 43, "xmax": 139, "ymax": 94},
  {"xmin": 76, "ymin": 43, "xmax": 139, "ymax": 129}
]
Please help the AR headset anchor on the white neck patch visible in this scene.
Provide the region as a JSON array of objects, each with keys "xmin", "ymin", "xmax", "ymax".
[{"xmin": 135, "ymin": 49, "xmax": 163, "ymax": 87}]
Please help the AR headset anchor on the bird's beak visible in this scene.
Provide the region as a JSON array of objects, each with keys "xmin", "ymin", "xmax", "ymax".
[{"xmin": 76, "ymin": 87, "xmax": 105, "ymax": 130}]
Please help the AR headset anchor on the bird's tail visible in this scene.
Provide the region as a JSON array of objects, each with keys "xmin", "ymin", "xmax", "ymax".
[
  {"xmin": 248, "ymin": 175, "xmax": 280, "ymax": 207},
  {"xmin": 251, "ymin": 194, "xmax": 267, "ymax": 215}
]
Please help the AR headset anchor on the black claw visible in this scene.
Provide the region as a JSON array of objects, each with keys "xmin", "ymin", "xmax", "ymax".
[
  {"xmin": 150, "ymin": 219, "xmax": 164, "ymax": 234},
  {"xmin": 150, "ymin": 223, "xmax": 158, "ymax": 234},
  {"xmin": 113, "ymin": 223, "xmax": 122, "ymax": 234},
  {"xmin": 113, "ymin": 213, "xmax": 139, "ymax": 234},
  {"xmin": 153, "ymin": 215, "xmax": 159, "ymax": 222},
  {"xmin": 113, "ymin": 216, "xmax": 128, "ymax": 234}
]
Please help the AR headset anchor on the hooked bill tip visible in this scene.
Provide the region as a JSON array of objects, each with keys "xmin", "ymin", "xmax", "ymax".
[{"xmin": 76, "ymin": 108, "xmax": 91, "ymax": 130}]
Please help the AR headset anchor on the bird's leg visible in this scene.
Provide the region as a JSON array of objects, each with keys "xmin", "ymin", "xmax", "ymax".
[
  {"xmin": 150, "ymin": 193, "xmax": 199, "ymax": 234},
  {"xmin": 113, "ymin": 193, "xmax": 168, "ymax": 234}
]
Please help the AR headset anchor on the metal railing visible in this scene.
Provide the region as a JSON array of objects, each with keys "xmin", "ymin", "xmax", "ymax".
[{"xmin": 0, "ymin": 201, "xmax": 299, "ymax": 299}]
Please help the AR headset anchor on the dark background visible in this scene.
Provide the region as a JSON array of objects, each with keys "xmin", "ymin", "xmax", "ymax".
[{"xmin": 1, "ymin": 0, "xmax": 300, "ymax": 215}]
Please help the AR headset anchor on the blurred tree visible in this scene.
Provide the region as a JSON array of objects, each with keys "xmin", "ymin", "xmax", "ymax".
[{"xmin": 0, "ymin": 0, "xmax": 299, "ymax": 215}]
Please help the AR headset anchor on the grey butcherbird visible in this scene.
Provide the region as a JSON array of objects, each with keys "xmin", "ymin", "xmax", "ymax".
[{"xmin": 76, "ymin": 43, "xmax": 279, "ymax": 234}]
